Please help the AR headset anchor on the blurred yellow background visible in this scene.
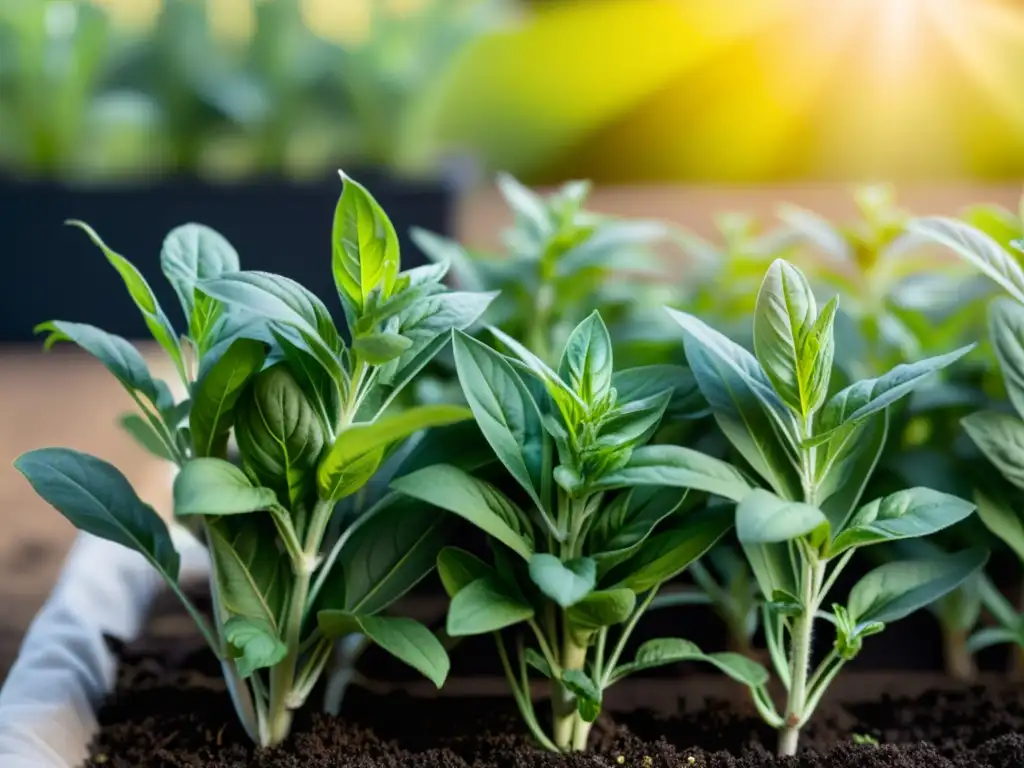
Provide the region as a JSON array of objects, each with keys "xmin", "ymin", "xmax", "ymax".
[{"xmin": 91, "ymin": 0, "xmax": 1024, "ymax": 183}]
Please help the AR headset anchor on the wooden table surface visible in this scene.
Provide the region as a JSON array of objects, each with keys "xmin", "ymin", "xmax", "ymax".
[{"xmin": 1, "ymin": 181, "xmax": 1020, "ymax": 682}]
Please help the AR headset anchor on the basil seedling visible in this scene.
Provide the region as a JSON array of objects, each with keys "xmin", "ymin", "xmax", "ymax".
[
  {"xmin": 668, "ymin": 258, "xmax": 987, "ymax": 756},
  {"xmin": 15, "ymin": 173, "xmax": 495, "ymax": 747},
  {"xmin": 392, "ymin": 312, "xmax": 760, "ymax": 752}
]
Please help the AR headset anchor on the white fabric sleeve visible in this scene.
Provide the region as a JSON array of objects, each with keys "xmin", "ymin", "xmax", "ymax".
[{"xmin": 0, "ymin": 527, "xmax": 209, "ymax": 768}]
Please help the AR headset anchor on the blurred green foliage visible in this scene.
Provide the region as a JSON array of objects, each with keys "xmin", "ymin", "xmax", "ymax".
[{"xmin": 0, "ymin": 0, "xmax": 509, "ymax": 182}]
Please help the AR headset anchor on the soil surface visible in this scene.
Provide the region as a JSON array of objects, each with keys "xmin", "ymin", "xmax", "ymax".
[{"xmin": 85, "ymin": 601, "xmax": 1024, "ymax": 768}]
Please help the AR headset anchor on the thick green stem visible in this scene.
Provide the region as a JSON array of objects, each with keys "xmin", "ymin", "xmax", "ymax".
[
  {"xmin": 552, "ymin": 634, "xmax": 589, "ymax": 751},
  {"xmin": 778, "ymin": 557, "xmax": 825, "ymax": 757},
  {"xmin": 942, "ymin": 623, "xmax": 977, "ymax": 681}
]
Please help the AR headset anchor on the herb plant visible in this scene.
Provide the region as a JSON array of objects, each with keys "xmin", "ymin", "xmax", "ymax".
[
  {"xmin": 14, "ymin": 173, "xmax": 495, "ymax": 746},
  {"xmin": 413, "ymin": 174, "xmax": 673, "ymax": 368},
  {"xmin": 914, "ymin": 215, "xmax": 1024, "ymax": 660},
  {"xmin": 668, "ymin": 258, "xmax": 987, "ymax": 755},
  {"xmin": 392, "ymin": 312, "xmax": 764, "ymax": 752}
]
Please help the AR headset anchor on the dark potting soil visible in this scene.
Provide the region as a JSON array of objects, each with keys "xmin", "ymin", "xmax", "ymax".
[{"xmin": 85, "ymin": 605, "xmax": 1024, "ymax": 768}]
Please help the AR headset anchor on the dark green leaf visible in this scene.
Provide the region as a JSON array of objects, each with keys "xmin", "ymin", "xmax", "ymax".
[
  {"xmin": 848, "ymin": 548, "xmax": 990, "ymax": 627},
  {"xmin": 829, "ymin": 488, "xmax": 976, "ymax": 556},
  {"xmin": 612, "ymin": 637, "xmax": 769, "ymax": 688},
  {"xmin": 437, "ymin": 547, "xmax": 494, "ymax": 598},
  {"xmin": 447, "ymin": 575, "xmax": 535, "ymax": 636},
  {"xmin": 974, "ymin": 488, "xmax": 1024, "ymax": 562},
  {"xmin": 318, "ymin": 493, "xmax": 454, "ymax": 616},
  {"xmin": 68, "ymin": 220, "xmax": 183, "ymax": 377},
  {"xmin": 223, "ymin": 617, "xmax": 286, "ymax": 678},
  {"xmin": 608, "ymin": 506, "xmax": 732, "ymax": 592},
  {"xmin": 588, "ymin": 444, "xmax": 751, "ymax": 502},
  {"xmin": 611, "ymin": 365, "xmax": 705, "ymax": 419},
  {"xmin": 343, "ymin": 614, "xmax": 449, "ymax": 688},
  {"xmin": 391, "ymin": 464, "xmax": 533, "ymax": 560},
  {"xmin": 451, "ymin": 331, "xmax": 547, "ymax": 513},
  {"xmin": 561, "ymin": 669, "xmax": 601, "ymax": 722},
  {"xmin": 207, "ymin": 515, "xmax": 289, "ymax": 629},
  {"xmin": 35, "ymin": 321, "xmax": 162, "ymax": 405},
  {"xmin": 963, "ymin": 411, "xmax": 1024, "ymax": 492},
  {"xmin": 190, "ymin": 338, "xmax": 267, "ymax": 458},
  {"xmin": 589, "ymin": 487, "xmax": 686, "ymax": 572},
  {"xmin": 566, "ymin": 588, "xmax": 636, "ymax": 634},
  {"xmin": 119, "ymin": 413, "xmax": 175, "ymax": 461},
  {"xmin": 666, "ymin": 307, "xmax": 801, "ymax": 499}
]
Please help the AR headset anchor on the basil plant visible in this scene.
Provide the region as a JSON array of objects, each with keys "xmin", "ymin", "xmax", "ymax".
[
  {"xmin": 668, "ymin": 259, "xmax": 988, "ymax": 756},
  {"xmin": 916, "ymin": 215, "xmax": 1024, "ymax": 657},
  {"xmin": 413, "ymin": 174, "xmax": 672, "ymax": 369},
  {"xmin": 15, "ymin": 174, "xmax": 495, "ymax": 747},
  {"xmin": 392, "ymin": 312, "xmax": 761, "ymax": 753}
]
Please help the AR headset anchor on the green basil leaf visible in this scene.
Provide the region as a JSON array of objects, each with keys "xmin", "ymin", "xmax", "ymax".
[
  {"xmin": 190, "ymin": 337, "xmax": 267, "ymax": 458},
  {"xmin": 234, "ymin": 365, "xmax": 325, "ymax": 507},
  {"xmin": 393, "ymin": 421, "xmax": 496, "ymax": 479},
  {"xmin": 270, "ymin": 326, "xmax": 340, "ymax": 431},
  {"xmin": 330, "ymin": 614, "xmax": 449, "ymax": 688},
  {"xmin": 318, "ymin": 493, "xmax": 454, "ymax": 616},
  {"xmin": 35, "ymin": 321, "xmax": 163, "ymax": 406},
  {"xmin": 848, "ymin": 548, "xmax": 990, "ymax": 627},
  {"xmin": 666, "ymin": 307, "xmax": 802, "ymax": 499},
  {"xmin": 735, "ymin": 489, "xmax": 829, "ymax": 545},
  {"xmin": 67, "ymin": 220, "xmax": 184, "ymax": 378},
  {"xmin": 14, "ymin": 447, "xmax": 181, "ymax": 578},
  {"xmin": 587, "ymin": 444, "xmax": 751, "ymax": 502},
  {"xmin": 974, "ymin": 488, "xmax": 1024, "ymax": 562},
  {"xmin": 561, "ymin": 669, "xmax": 602, "ymax": 723},
  {"xmin": 558, "ymin": 311, "xmax": 613, "ymax": 404},
  {"xmin": 611, "ymin": 365, "xmax": 705, "ymax": 419},
  {"xmin": 353, "ymin": 331, "xmax": 412, "ymax": 365},
  {"xmin": 967, "ymin": 626, "xmax": 1023, "ymax": 654},
  {"xmin": 909, "ymin": 216, "xmax": 1024, "ymax": 305},
  {"xmin": 608, "ymin": 506, "xmax": 732, "ymax": 593},
  {"xmin": 317, "ymin": 404, "xmax": 472, "ymax": 501},
  {"xmin": 223, "ymin": 617, "xmax": 286, "ymax": 678},
  {"xmin": 812, "ymin": 345, "xmax": 974, "ymax": 446},
  {"xmin": 613, "ymin": 638, "xmax": 769, "ymax": 689},
  {"xmin": 437, "ymin": 547, "xmax": 495, "ymax": 598},
  {"xmin": 119, "ymin": 413, "xmax": 175, "ymax": 461},
  {"xmin": 962, "ymin": 410, "xmax": 1024, "ymax": 491},
  {"xmin": 447, "ymin": 575, "xmax": 535, "ymax": 636},
  {"xmin": 988, "ymin": 298, "xmax": 1024, "ymax": 418},
  {"xmin": 173, "ymin": 458, "xmax": 277, "ymax": 517},
  {"xmin": 752, "ymin": 259, "xmax": 817, "ymax": 415},
  {"xmin": 528, "ymin": 554, "xmax": 596, "ymax": 608},
  {"xmin": 488, "ymin": 325, "xmax": 587, "ymax": 414},
  {"xmin": 778, "ymin": 204, "xmax": 852, "ymax": 262},
  {"xmin": 161, "ymin": 223, "xmax": 239, "ymax": 328},
  {"xmin": 565, "ymin": 588, "xmax": 636, "ymax": 633},
  {"xmin": 589, "ymin": 487, "xmax": 686, "ymax": 573},
  {"xmin": 828, "ymin": 488, "xmax": 976, "ymax": 556},
  {"xmin": 817, "ymin": 411, "xmax": 889, "ymax": 533},
  {"xmin": 391, "ymin": 464, "xmax": 534, "ymax": 560},
  {"xmin": 595, "ymin": 390, "xmax": 672, "ymax": 449},
  {"xmin": 451, "ymin": 331, "xmax": 547, "ymax": 514},
  {"xmin": 525, "ymin": 648, "xmax": 554, "ymax": 679},
  {"xmin": 197, "ymin": 271, "xmax": 343, "ymax": 379},
  {"xmin": 332, "ymin": 172, "xmax": 400, "ymax": 313},
  {"xmin": 207, "ymin": 515, "xmax": 290, "ymax": 628}
]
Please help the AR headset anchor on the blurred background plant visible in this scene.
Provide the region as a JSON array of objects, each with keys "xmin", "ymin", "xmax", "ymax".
[{"xmin": 0, "ymin": 0, "xmax": 511, "ymax": 182}]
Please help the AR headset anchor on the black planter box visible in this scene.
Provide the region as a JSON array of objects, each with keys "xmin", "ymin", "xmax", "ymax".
[{"xmin": 0, "ymin": 171, "xmax": 453, "ymax": 341}]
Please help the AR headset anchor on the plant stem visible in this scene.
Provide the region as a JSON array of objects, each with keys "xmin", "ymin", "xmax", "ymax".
[
  {"xmin": 265, "ymin": 497, "xmax": 333, "ymax": 745},
  {"xmin": 941, "ymin": 623, "xmax": 977, "ymax": 681},
  {"xmin": 778, "ymin": 556, "xmax": 825, "ymax": 757},
  {"xmin": 552, "ymin": 631, "xmax": 589, "ymax": 751}
]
